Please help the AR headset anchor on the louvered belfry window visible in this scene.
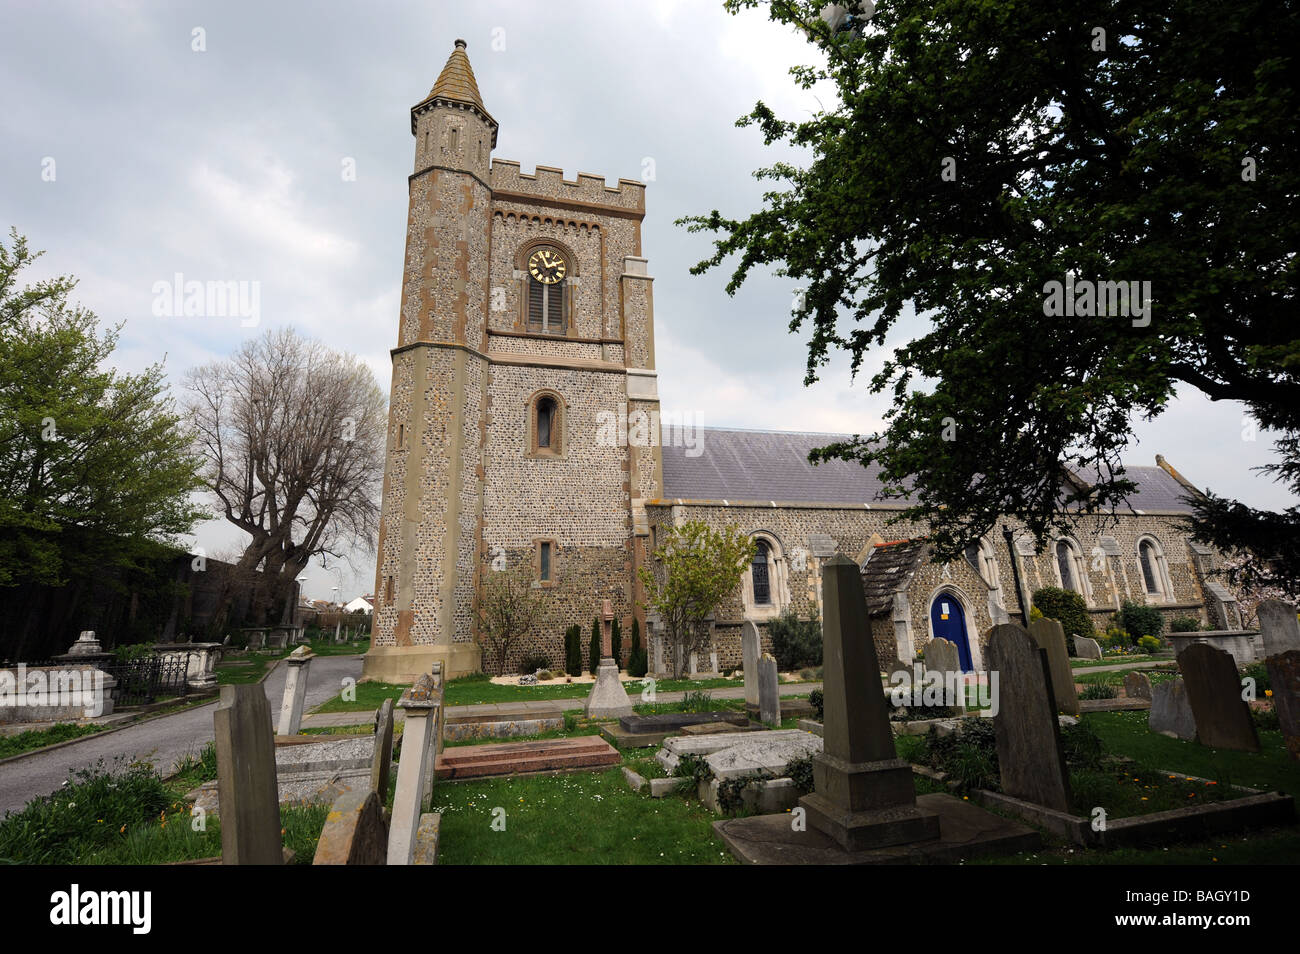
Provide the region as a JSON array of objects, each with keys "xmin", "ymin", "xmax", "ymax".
[{"xmin": 527, "ymin": 257, "xmax": 566, "ymax": 334}]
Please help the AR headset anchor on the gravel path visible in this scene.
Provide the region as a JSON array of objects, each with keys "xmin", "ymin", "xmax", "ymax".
[{"xmin": 0, "ymin": 654, "xmax": 363, "ymax": 816}]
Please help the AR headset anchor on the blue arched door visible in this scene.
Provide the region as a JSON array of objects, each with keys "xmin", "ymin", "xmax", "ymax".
[{"xmin": 930, "ymin": 593, "xmax": 973, "ymax": 671}]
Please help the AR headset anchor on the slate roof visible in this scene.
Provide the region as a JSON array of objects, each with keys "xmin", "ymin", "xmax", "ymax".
[
  {"xmin": 658, "ymin": 425, "xmax": 1198, "ymax": 514},
  {"xmin": 859, "ymin": 539, "xmax": 928, "ymax": 617}
]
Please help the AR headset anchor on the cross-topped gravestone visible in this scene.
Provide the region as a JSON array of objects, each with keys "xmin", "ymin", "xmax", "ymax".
[
  {"xmin": 1028, "ymin": 618, "xmax": 1080, "ymax": 716},
  {"xmin": 1179, "ymin": 642, "xmax": 1259, "ymax": 752},
  {"xmin": 987, "ymin": 623, "xmax": 1072, "ymax": 813},
  {"xmin": 213, "ymin": 685, "xmax": 283, "ymax": 865},
  {"xmin": 797, "ymin": 555, "xmax": 939, "ymax": 851}
]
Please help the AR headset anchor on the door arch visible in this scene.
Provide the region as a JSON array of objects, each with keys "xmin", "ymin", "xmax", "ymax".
[{"xmin": 930, "ymin": 591, "xmax": 974, "ymax": 672}]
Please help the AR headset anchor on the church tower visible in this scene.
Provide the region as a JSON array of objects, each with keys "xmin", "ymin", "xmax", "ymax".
[{"xmin": 367, "ymin": 40, "xmax": 662, "ymax": 682}]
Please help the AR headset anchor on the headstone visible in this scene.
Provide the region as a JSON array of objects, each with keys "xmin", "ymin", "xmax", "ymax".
[
  {"xmin": 923, "ymin": 638, "xmax": 965, "ymax": 715},
  {"xmin": 741, "ymin": 621, "xmax": 761, "ymax": 709},
  {"xmin": 710, "ymin": 651, "xmax": 718, "ymax": 674},
  {"xmin": 213, "ymin": 684, "xmax": 283, "ymax": 865},
  {"xmin": 1265, "ymin": 650, "xmax": 1300, "ymax": 761},
  {"xmin": 758, "ymin": 654, "xmax": 780, "ymax": 727},
  {"xmin": 1148, "ymin": 678, "xmax": 1197, "ymax": 740},
  {"xmin": 388, "ymin": 674, "xmax": 441, "ymax": 865},
  {"xmin": 1074, "ymin": 636, "xmax": 1102, "ymax": 660},
  {"xmin": 653, "ymin": 636, "xmax": 664, "ymax": 677},
  {"xmin": 277, "ymin": 645, "xmax": 315, "ymax": 736},
  {"xmin": 1123, "ymin": 671, "xmax": 1152, "ymax": 701},
  {"xmin": 986, "ymin": 623, "xmax": 1073, "ymax": 813},
  {"xmin": 371, "ymin": 698, "xmax": 395, "ymax": 796},
  {"xmin": 312, "ymin": 789, "xmax": 388, "ymax": 865},
  {"xmin": 1028, "ymin": 618, "xmax": 1081, "ymax": 716},
  {"xmin": 585, "ymin": 600, "xmax": 633, "ymax": 719},
  {"xmin": 1179, "ymin": 643, "xmax": 1260, "ymax": 752},
  {"xmin": 689, "ymin": 653, "xmax": 699, "ymax": 678},
  {"xmin": 66, "ymin": 631, "xmax": 104, "ymax": 656},
  {"xmin": 1259, "ymin": 600, "xmax": 1300, "ymax": 659},
  {"xmin": 797, "ymin": 555, "xmax": 940, "ymax": 851}
]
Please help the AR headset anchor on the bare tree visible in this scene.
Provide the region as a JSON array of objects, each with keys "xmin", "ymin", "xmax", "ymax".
[
  {"xmin": 475, "ymin": 565, "xmax": 545, "ymax": 675},
  {"xmin": 183, "ymin": 327, "xmax": 386, "ymax": 622}
]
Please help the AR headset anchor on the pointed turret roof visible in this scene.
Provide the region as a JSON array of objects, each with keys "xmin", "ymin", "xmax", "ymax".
[{"xmin": 411, "ymin": 39, "xmax": 497, "ymax": 142}]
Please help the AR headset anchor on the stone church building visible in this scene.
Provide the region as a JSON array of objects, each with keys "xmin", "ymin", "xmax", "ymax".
[{"xmin": 364, "ymin": 41, "xmax": 1238, "ymax": 683}]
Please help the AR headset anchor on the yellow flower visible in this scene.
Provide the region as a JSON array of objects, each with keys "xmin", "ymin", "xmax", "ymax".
[{"xmin": 1265, "ymin": 689, "xmax": 1273, "ymax": 697}]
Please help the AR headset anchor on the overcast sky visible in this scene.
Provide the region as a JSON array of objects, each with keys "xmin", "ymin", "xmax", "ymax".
[{"xmin": 2, "ymin": 1, "xmax": 1293, "ymax": 602}]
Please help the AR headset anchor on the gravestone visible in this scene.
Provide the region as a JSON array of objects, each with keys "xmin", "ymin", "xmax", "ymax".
[
  {"xmin": 1123, "ymin": 671, "xmax": 1152, "ymax": 701},
  {"xmin": 1259, "ymin": 600, "xmax": 1300, "ymax": 659},
  {"xmin": 371, "ymin": 698, "xmax": 395, "ymax": 797},
  {"xmin": 585, "ymin": 600, "xmax": 633, "ymax": 718},
  {"xmin": 797, "ymin": 555, "xmax": 940, "ymax": 851},
  {"xmin": 1265, "ymin": 650, "xmax": 1300, "ymax": 761},
  {"xmin": 1074, "ymin": 636, "xmax": 1102, "ymax": 660},
  {"xmin": 213, "ymin": 684, "xmax": 283, "ymax": 865},
  {"xmin": 312, "ymin": 789, "xmax": 388, "ymax": 865},
  {"xmin": 986, "ymin": 623, "xmax": 1072, "ymax": 813},
  {"xmin": 742, "ymin": 620, "xmax": 761, "ymax": 712},
  {"xmin": 277, "ymin": 645, "xmax": 315, "ymax": 736},
  {"xmin": 652, "ymin": 637, "xmax": 664, "ymax": 677},
  {"xmin": 1148, "ymin": 678, "xmax": 1197, "ymax": 740},
  {"xmin": 758, "ymin": 654, "xmax": 780, "ymax": 727},
  {"xmin": 1179, "ymin": 643, "xmax": 1259, "ymax": 752},
  {"xmin": 923, "ymin": 638, "xmax": 964, "ymax": 715},
  {"xmin": 388, "ymin": 674, "xmax": 441, "ymax": 865},
  {"xmin": 1028, "ymin": 618, "xmax": 1080, "ymax": 717}
]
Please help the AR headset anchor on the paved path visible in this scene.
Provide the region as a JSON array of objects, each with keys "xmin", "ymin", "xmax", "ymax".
[{"xmin": 0, "ymin": 654, "xmax": 363, "ymax": 817}]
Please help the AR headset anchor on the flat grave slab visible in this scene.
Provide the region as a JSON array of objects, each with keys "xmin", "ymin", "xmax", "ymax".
[
  {"xmin": 189, "ymin": 767, "xmax": 372, "ymax": 816},
  {"xmin": 272, "ymin": 736, "xmax": 375, "ymax": 774},
  {"xmin": 714, "ymin": 792, "xmax": 1040, "ymax": 864},
  {"xmin": 619, "ymin": 710, "xmax": 748, "ymax": 733},
  {"xmin": 655, "ymin": 729, "xmax": 822, "ymax": 779},
  {"xmin": 1078, "ymin": 697, "xmax": 1151, "ymax": 713},
  {"xmin": 434, "ymin": 736, "xmax": 620, "ymax": 780}
]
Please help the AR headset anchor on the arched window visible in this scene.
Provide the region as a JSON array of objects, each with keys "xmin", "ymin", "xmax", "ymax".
[
  {"xmin": 528, "ymin": 391, "xmax": 564, "ymax": 457},
  {"xmin": 752, "ymin": 541, "xmax": 772, "ymax": 605},
  {"xmin": 537, "ymin": 397, "xmax": 556, "ymax": 449},
  {"xmin": 1137, "ymin": 536, "xmax": 1172, "ymax": 601},
  {"xmin": 1055, "ymin": 540, "xmax": 1076, "ymax": 592},
  {"xmin": 525, "ymin": 245, "xmax": 568, "ymax": 335},
  {"xmin": 965, "ymin": 538, "xmax": 1000, "ymax": 589}
]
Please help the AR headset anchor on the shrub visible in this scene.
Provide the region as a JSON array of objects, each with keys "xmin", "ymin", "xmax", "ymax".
[
  {"xmin": 1170, "ymin": 615, "xmax": 1201, "ymax": 633},
  {"xmin": 1116, "ymin": 599, "xmax": 1164, "ymax": 641},
  {"xmin": 1242, "ymin": 662, "xmax": 1271, "ymax": 694},
  {"xmin": 680, "ymin": 690, "xmax": 722, "ymax": 713},
  {"xmin": 947, "ymin": 742, "xmax": 997, "ymax": 791},
  {"xmin": 673, "ymin": 752, "xmax": 714, "ymax": 788},
  {"xmin": 519, "ymin": 653, "xmax": 550, "ymax": 675},
  {"xmin": 784, "ymin": 755, "xmax": 815, "ymax": 794},
  {"xmin": 767, "ymin": 610, "xmax": 823, "ymax": 670},
  {"xmin": 564, "ymin": 625, "xmax": 582, "ymax": 677},
  {"xmin": 1031, "ymin": 587, "xmax": 1095, "ymax": 655},
  {"xmin": 627, "ymin": 618, "xmax": 648, "ymax": 677},
  {"xmin": 536, "ymin": 669, "xmax": 554, "ymax": 681},
  {"xmin": 809, "ymin": 688, "xmax": 824, "ymax": 720},
  {"xmin": 588, "ymin": 617, "xmax": 600, "ymax": 675},
  {"xmin": 611, "ymin": 617, "xmax": 622, "ymax": 668},
  {"xmin": 1080, "ymin": 682, "xmax": 1118, "ymax": 700},
  {"xmin": 1252, "ymin": 706, "xmax": 1280, "ymax": 732},
  {"xmin": 1137, "ymin": 635, "xmax": 1162, "ymax": 654}
]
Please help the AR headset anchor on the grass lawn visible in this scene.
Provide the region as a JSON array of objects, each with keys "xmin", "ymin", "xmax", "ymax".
[
  {"xmin": 1069, "ymin": 655, "xmax": 1161, "ymax": 669},
  {"xmin": 431, "ymin": 765, "xmax": 735, "ymax": 864},
  {"xmin": 215, "ymin": 651, "xmax": 281, "ymax": 685},
  {"xmin": 0, "ymin": 722, "xmax": 107, "ymax": 759}
]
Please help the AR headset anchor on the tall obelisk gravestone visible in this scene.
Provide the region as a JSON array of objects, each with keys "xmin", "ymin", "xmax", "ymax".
[{"xmin": 798, "ymin": 555, "xmax": 940, "ymax": 851}]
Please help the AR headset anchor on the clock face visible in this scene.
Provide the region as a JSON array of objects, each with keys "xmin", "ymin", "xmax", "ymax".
[{"xmin": 528, "ymin": 248, "xmax": 567, "ymax": 285}]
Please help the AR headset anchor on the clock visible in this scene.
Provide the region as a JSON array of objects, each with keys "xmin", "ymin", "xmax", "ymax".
[{"xmin": 527, "ymin": 248, "xmax": 567, "ymax": 285}]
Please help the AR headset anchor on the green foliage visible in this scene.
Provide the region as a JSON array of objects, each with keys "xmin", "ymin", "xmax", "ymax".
[
  {"xmin": 1242, "ymin": 662, "xmax": 1271, "ymax": 694},
  {"xmin": 588, "ymin": 617, "xmax": 600, "ymax": 675},
  {"xmin": 519, "ymin": 652, "xmax": 550, "ymax": 675},
  {"xmin": 673, "ymin": 752, "xmax": 714, "ymax": 789},
  {"xmin": 808, "ymin": 688, "xmax": 824, "ymax": 720},
  {"xmin": 475, "ymin": 565, "xmax": 545, "ymax": 675},
  {"xmin": 680, "ymin": 690, "xmax": 724, "ymax": 713},
  {"xmin": 0, "ymin": 229, "xmax": 205, "ymax": 593},
  {"xmin": 0, "ymin": 722, "xmax": 105, "ymax": 759},
  {"xmin": 1032, "ymin": 587, "xmax": 1095, "ymax": 654},
  {"xmin": 1060, "ymin": 721, "xmax": 1105, "ymax": 770},
  {"xmin": 767, "ymin": 610, "xmax": 823, "ymax": 669},
  {"xmin": 610, "ymin": 617, "xmax": 622, "ymax": 668},
  {"xmin": 924, "ymin": 718, "xmax": 999, "ymax": 789},
  {"xmin": 0, "ymin": 759, "xmax": 172, "ymax": 864},
  {"xmin": 784, "ymin": 755, "xmax": 815, "ymax": 794},
  {"xmin": 1137, "ymin": 634, "xmax": 1162, "ymax": 654},
  {"xmin": 1080, "ymin": 682, "xmax": 1119, "ymax": 700},
  {"xmin": 564, "ymin": 624, "xmax": 582, "ymax": 676},
  {"xmin": 627, "ymin": 617, "xmax": 648, "ymax": 677},
  {"xmin": 1117, "ymin": 600, "xmax": 1165, "ymax": 641},
  {"xmin": 1170, "ymin": 615, "xmax": 1202, "ymax": 633},
  {"xmin": 639, "ymin": 520, "xmax": 755, "ymax": 679},
  {"xmin": 682, "ymin": 2, "xmax": 1300, "ymax": 586}
]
